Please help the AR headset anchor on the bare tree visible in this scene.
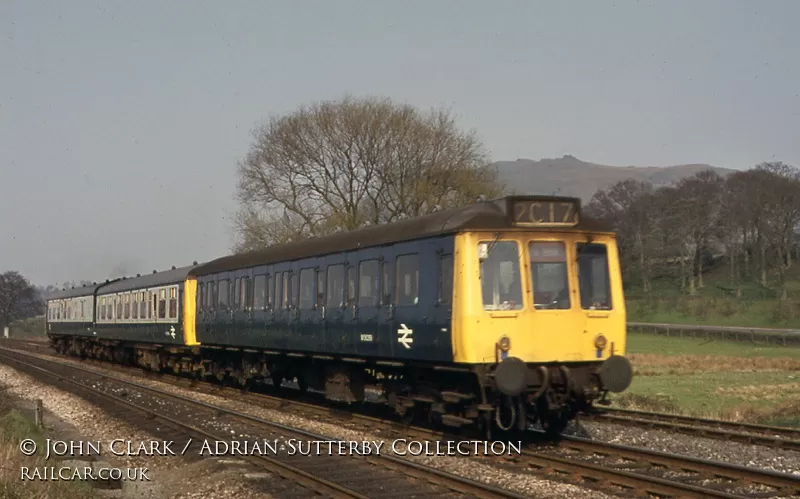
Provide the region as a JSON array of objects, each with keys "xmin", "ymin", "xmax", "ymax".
[
  {"xmin": 234, "ymin": 96, "xmax": 502, "ymax": 251},
  {"xmin": 672, "ymin": 170, "xmax": 724, "ymax": 290},
  {"xmin": 587, "ymin": 180, "xmax": 658, "ymax": 292},
  {"xmin": 756, "ymin": 162, "xmax": 800, "ymax": 299},
  {"xmin": 0, "ymin": 271, "xmax": 43, "ymax": 328}
]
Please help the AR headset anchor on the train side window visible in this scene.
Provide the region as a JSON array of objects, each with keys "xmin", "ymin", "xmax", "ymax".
[
  {"xmin": 346, "ymin": 266, "xmax": 356, "ymax": 307},
  {"xmin": 242, "ymin": 278, "xmax": 251, "ymax": 311},
  {"xmin": 299, "ymin": 268, "xmax": 315, "ymax": 309},
  {"xmin": 316, "ymin": 269, "xmax": 325, "ymax": 307},
  {"xmin": 289, "ymin": 272, "xmax": 297, "ymax": 308},
  {"xmin": 358, "ymin": 260, "xmax": 379, "ymax": 307},
  {"xmin": 383, "ymin": 260, "xmax": 393, "ymax": 304},
  {"xmin": 254, "ymin": 275, "xmax": 266, "ymax": 310},
  {"xmin": 207, "ymin": 281, "xmax": 216, "ymax": 311},
  {"xmin": 326, "ymin": 264, "xmax": 344, "ymax": 308},
  {"xmin": 132, "ymin": 293, "xmax": 139, "ymax": 319},
  {"xmin": 99, "ymin": 298, "xmax": 105, "ymax": 321},
  {"xmin": 158, "ymin": 289, "xmax": 166, "ymax": 319},
  {"xmin": 140, "ymin": 292, "xmax": 147, "ymax": 318},
  {"xmin": 151, "ymin": 293, "xmax": 157, "ymax": 319},
  {"xmin": 116, "ymin": 296, "xmax": 123, "ymax": 320},
  {"xmin": 198, "ymin": 283, "xmax": 205, "ymax": 312},
  {"xmin": 233, "ymin": 278, "xmax": 241, "ymax": 310},
  {"xmin": 274, "ymin": 273, "xmax": 283, "ymax": 309},
  {"xmin": 217, "ymin": 280, "xmax": 229, "ymax": 310},
  {"xmin": 169, "ymin": 287, "xmax": 178, "ymax": 318},
  {"xmin": 395, "ymin": 254, "xmax": 419, "ymax": 306},
  {"xmin": 439, "ymin": 254, "xmax": 454, "ymax": 305},
  {"xmin": 266, "ymin": 275, "xmax": 273, "ymax": 309},
  {"xmin": 124, "ymin": 294, "xmax": 130, "ymax": 319},
  {"xmin": 282, "ymin": 272, "xmax": 291, "ymax": 308}
]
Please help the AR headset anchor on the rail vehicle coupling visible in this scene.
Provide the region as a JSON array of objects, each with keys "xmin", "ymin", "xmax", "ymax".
[{"xmin": 490, "ymin": 353, "xmax": 633, "ymax": 432}]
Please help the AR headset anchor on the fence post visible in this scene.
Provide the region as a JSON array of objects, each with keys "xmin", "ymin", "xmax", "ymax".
[{"xmin": 34, "ymin": 399, "xmax": 43, "ymax": 427}]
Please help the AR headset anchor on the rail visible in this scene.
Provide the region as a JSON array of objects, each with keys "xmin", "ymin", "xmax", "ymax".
[{"xmin": 627, "ymin": 321, "xmax": 800, "ymax": 345}]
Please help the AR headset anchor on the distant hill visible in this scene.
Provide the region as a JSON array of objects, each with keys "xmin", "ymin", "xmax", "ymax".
[{"xmin": 492, "ymin": 155, "xmax": 736, "ymax": 203}]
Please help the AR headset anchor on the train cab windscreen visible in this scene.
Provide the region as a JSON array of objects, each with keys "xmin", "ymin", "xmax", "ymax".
[
  {"xmin": 577, "ymin": 243, "xmax": 612, "ymax": 310},
  {"xmin": 530, "ymin": 241, "xmax": 570, "ymax": 309},
  {"xmin": 479, "ymin": 240, "xmax": 523, "ymax": 310}
]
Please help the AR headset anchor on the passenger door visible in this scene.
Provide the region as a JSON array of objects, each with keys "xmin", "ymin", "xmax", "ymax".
[
  {"xmin": 296, "ymin": 266, "xmax": 322, "ymax": 352},
  {"xmin": 251, "ymin": 272, "xmax": 269, "ymax": 348},
  {"xmin": 354, "ymin": 251, "xmax": 382, "ymax": 357},
  {"xmin": 323, "ymin": 261, "xmax": 347, "ymax": 354},
  {"xmin": 377, "ymin": 256, "xmax": 395, "ymax": 358}
]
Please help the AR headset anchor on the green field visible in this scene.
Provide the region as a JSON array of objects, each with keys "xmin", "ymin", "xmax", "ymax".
[
  {"xmin": 0, "ymin": 388, "xmax": 95, "ymax": 498},
  {"xmin": 7, "ymin": 316, "xmax": 46, "ymax": 338},
  {"xmin": 625, "ymin": 256, "xmax": 800, "ymax": 328},
  {"xmin": 612, "ymin": 332, "xmax": 800, "ymax": 426}
]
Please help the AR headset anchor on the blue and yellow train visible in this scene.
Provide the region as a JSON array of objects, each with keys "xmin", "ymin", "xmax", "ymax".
[{"xmin": 46, "ymin": 195, "xmax": 633, "ymax": 436}]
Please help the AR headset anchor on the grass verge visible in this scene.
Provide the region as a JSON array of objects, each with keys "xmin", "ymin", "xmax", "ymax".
[
  {"xmin": 0, "ymin": 388, "xmax": 95, "ymax": 499},
  {"xmin": 610, "ymin": 332, "xmax": 800, "ymax": 427},
  {"xmin": 7, "ymin": 316, "xmax": 46, "ymax": 339}
]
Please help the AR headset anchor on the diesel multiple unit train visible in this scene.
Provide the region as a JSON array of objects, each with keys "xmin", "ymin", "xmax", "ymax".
[{"xmin": 45, "ymin": 195, "xmax": 633, "ymax": 436}]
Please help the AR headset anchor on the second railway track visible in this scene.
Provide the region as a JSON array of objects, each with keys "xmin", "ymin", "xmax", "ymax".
[
  {"xmin": 585, "ymin": 407, "xmax": 800, "ymax": 452},
  {"xmin": 2, "ymin": 341, "xmax": 799, "ymax": 498}
]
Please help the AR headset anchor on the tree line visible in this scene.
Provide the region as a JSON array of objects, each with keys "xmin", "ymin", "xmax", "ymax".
[{"xmin": 586, "ymin": 162, "xmax": 800, "ymax": 300}]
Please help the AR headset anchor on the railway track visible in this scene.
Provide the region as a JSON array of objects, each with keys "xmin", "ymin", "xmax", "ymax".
[
  {"xmin": 586, "ymin": 407, "xmax": 800, "ymax": 452},
  {"xmin": 0, "ymin": 345, "xmax": 526, "ymax": 499},
  {"xmin": 2, "ymin": 341, "xmax": 799, "ymax": 498}
]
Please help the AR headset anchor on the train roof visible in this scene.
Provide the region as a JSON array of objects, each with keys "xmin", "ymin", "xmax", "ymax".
[
  {"xmin": 97, "ymin": 265, "xmax": 198, "ymax": 295},
  {"xmin": 46, "ymin": 283, "xmax": 107, "ymax": 300},
  {"xmin": 191, "ymin": 195, "xmax": 612, "ymax": 276}
]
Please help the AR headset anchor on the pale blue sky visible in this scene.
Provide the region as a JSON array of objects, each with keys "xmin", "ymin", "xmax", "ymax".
[{"xmin": 2, "ymin": 1, "xmax": 798, "ymax": 286}]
